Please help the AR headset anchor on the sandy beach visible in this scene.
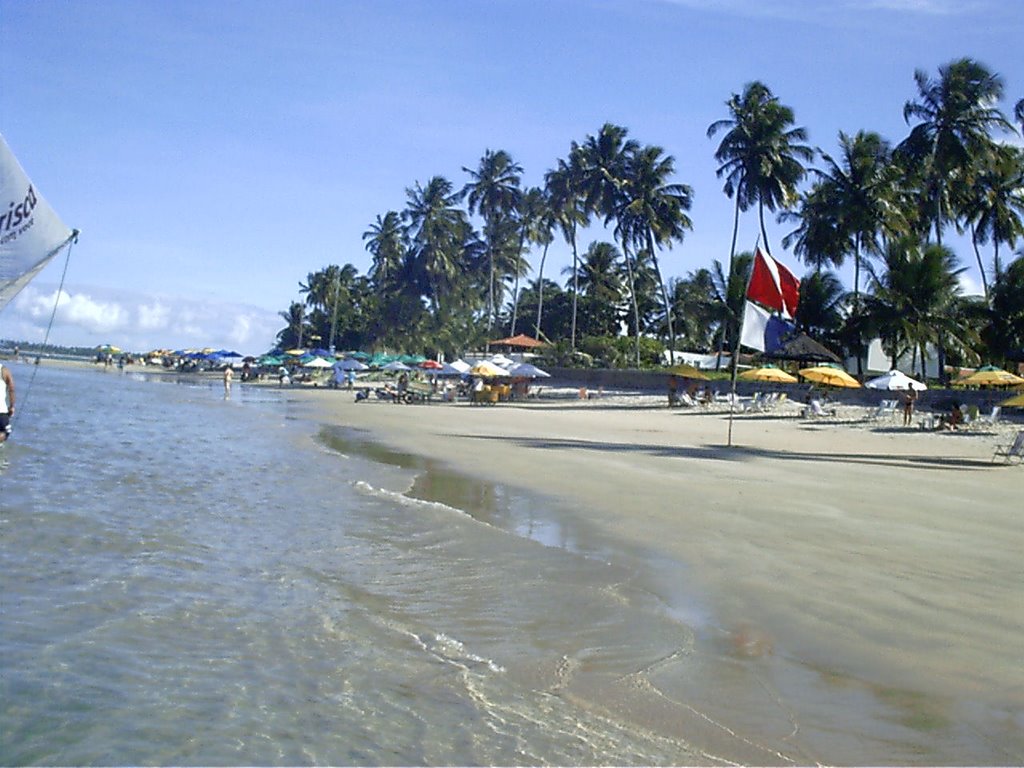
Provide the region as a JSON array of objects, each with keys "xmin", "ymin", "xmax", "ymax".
[{"xmin": 288, "ymin": 383, "xmax": 1023, "ymax": 757}]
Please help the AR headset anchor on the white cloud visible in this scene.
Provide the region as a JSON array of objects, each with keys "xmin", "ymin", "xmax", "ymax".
[{"xmin": 4, "ymin": 285, "xmax": 281, "ymax": 355}]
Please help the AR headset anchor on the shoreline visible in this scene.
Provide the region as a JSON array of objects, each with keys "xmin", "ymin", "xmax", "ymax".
[{"xmin": 18, "ymin": 358, "xmax": 1024, "ymax": 761}]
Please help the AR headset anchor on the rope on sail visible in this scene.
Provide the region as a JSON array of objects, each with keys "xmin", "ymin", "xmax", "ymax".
[{"xmin": 11, "ymin": 230, "xmax": 79, "ymax": 428}]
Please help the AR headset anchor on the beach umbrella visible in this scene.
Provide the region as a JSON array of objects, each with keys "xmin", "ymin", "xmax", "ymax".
[
  {"xmin": 420, "ymin": 360, "xmax": 444, "ymax": 370},
  {"xmin": 999, "ymin": 391, "xmax": 1024, "ymax": 407},
  {"xmin": 665, "ymin": 363, "xmax": 709, "ymax": 380},
  {"xmin": 470, "ymin": 360, "xmax": 509, "ymax": 377},
  {"xmin": 449, "ymin": 359, "xmax": 472, "ymax": 373},
  {"xmin": 284, "ymin": 348, "xmax": 307, "ymax": 356},
  {"xmin": 435, "ymin": 362, "xmax": 467, "ymax": 377},
  {"xmin": 738, "ymin": 365, "xmax": 798, "ymax": 384},
  {"xmin": 215, "ymin": 349, "xmax": 242, "ymax": 358},
  {"xmin": 382, "ymin": 360, "xmax": 411, "ymax": 372},
  {"xmin": 489, "ymin": 353, "xmax": 515, "ymax": 368},
  {"xmin": 508, "ymin": 362, "xmax": 551, "ymax": 378},
  {"xmin": 97, "ymin": 344, "xmax": 121, "ymax": 355},
  {"xmin": 303, "ymin": 356, "xmax": 333, "ymax": 368},
  {"xmin": 333, "ymin": 358, "xmax": 368, "ymax": 371},
  {"xmin": 799, "ymin": 366, "xmax": 861, "ymax": 388},
  {"xmin": 865, "ymin": 369, "xmax": 927, "ymax": 391},
  {"xmin": 955, "ymin": 366, "xmax": 1024, "ymax": 387}
]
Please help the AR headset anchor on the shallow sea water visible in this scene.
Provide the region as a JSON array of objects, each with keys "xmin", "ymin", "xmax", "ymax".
[{"xmin": 1, "ymin": 363, "xmax": 1021, "ymax": 765}]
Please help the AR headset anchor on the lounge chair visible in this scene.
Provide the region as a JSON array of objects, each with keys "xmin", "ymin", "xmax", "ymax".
[
  {"xmin": 801, "ymin": 399, "xmax": 835, "ymax": 418},
  {"xmin": 678, "ymin": 392, "xmax": 699, "ymax": 408},
  {"xmin": 868, "ymin": 399, "xmax": 898, "ymax": 420},
  {"xmin": 992, "ymin": 430, "xmax": 1024, "ymax": 464},
  {"xmin": 973, "ymin": 405, "xmax": 1002, "ymax": 428}
]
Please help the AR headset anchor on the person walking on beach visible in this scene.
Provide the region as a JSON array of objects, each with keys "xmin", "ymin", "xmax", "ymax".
[
  {"xmin": 223, "ymin": 364, "xmax": 233, "ymax": 397},
  {"xmin": 902, "ymin": 388, "xmax": 917, "ymax": 426},
  {"xmin": 1, "ymin": 362, "xmax": 15, "ymax": 444}
]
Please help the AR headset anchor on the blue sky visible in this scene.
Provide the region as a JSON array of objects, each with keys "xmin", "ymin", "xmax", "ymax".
[{"xmin": 2, "ymin": 0, "xmax": 1021, "ymax": 354}]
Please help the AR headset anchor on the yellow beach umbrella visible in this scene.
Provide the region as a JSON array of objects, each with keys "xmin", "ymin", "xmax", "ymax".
[
  {"xmin": 799, "ymin": 366, "xmax": 861, "ymax": 388},
  {"xmin": 955, "ymin": 366, "xmax": 1024, "ymax": 387},
  {"xmin": 665, "ymin": 363, "xmax": 708, "ymax": 380},
  {"xmin": 999, "ymin": 391, "xmax": 1024, "ymax": 408},
  {"xmin": 738, "ymin": 365, "xmax": 798, "ymax": 384},
  {"xmin": 470, "ymin": 360, "xmax": 509, "ymax": 378}
]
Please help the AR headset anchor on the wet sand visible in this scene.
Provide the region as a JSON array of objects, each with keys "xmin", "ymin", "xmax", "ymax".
[{"xmin": 292, "ymin": 385, "xmax": 1024, "ymax": 763}]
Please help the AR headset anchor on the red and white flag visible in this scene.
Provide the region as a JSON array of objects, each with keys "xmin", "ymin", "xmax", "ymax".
[{"xmin": 746, "ymin": 246, "xmax": 800, "ymax": 319}]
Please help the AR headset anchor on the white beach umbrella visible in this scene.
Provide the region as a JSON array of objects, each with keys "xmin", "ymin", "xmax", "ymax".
[
  {"xmin": 382, "ymin": 360, "xmax": 412, "ymax": 372},
  {"xmin": 448, "ymin": 359, "xmax": 472, "ymax": 373},
  {"xmin": 865, "ymin": 370, "xmax": 927, "ymax": 391},
  {"xmin": 333, "ymin": 358, "xmax": 369, "ymax": 371},
  {"xmin": 489, "ymin": 353, "xmax": 515, "ymax": 368},
  {"xmin": 508, "ymin": 362, "xmax": 550, "ymax": 378},
  {"xmin": 303, "ymin": 357, "xmax": 334, "ymax": 368}
]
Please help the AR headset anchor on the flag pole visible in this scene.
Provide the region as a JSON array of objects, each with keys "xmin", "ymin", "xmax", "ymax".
[{"xmin": 727, "ymin": 237, "xmax": 761, "ymax": 447}]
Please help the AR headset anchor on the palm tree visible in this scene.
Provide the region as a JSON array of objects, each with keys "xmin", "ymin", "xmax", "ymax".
[
  {"xmin": 508, "ymin": 186, "xmax": 547, "ymax": 337},
  {"xmin": 617, "ymin": 144, "xmax": 694, "ymax": 359},
  {"xmin": 899, "ymin": 57, "xmax": 1013, "ymax": 247},
  {"xmin": 461, "ymin": 150, "xmax": 523, "ymax": 334},
  {"xmin": 707, "ymin": 81, "xmax": 813, "ymax": 258},
  {"xmin": 669, "ymin": 269, "xmax": 720, "ymax": 352},
  {"xmin": 781, "ymin": 182, "xmax": 847, "ymax": 274},
  {"xmin": 565, "ymin": 240, "xmax": 625, "ymax": 305},
  {"xmin": 861, "ymin": 237, "xmax": 970, "ymax": 379},
  {"xmin": 363, "ymin": 211, "xmax": 405, "ymax": 293},
  {"xmin": 522, "ymin": 186, "xmax": 556, "ymax": 339},
  {"xmin": 794, "ymin": 270, "xmax": 847, "ymax": 353},
  {"xmin": 544, "ymin": 152, "xmax": 589, "ymax": 353},
  {"xmin": 277, "ymin": 301, "xmax": 307, "ymax": 350},
  {"xmin": 985, "ymin": 254, "xmax": 1024, "ymax": 364},
  {"xmin": 959, "ymin": 144, "xmax": 1024, "ymax": 296},
  {"xmin": 403, "ymin": 176, "xmax": 471, "ymax": 316},
  {"xmin": 708, "ymin": 252, "xmax": 753, "ymax": 369},
  {"xmin": 576, "ymin": 123, "xmax": 644, "ymax": 365}
]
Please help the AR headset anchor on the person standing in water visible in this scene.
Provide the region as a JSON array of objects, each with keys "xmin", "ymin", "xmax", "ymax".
[
  {"xmin": 1, "ymin": 362, "xmax": 15, "ymax": 443},
  {"xmin": 223, "ymin": 364, "xmax": 233, "ymax": 397}
]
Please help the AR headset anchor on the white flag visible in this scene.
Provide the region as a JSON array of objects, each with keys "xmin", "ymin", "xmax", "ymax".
[
  {"xmin": 740, "ymin": 300, "xmax": 770, "ymax": 352},
  {"xmin": 0, "ymin": 133, "xmax": 74, "ymax": 312}
]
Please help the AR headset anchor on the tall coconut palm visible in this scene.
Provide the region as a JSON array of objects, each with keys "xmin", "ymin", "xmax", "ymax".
[
  {"xmin": 563, "ymin": 240, "xmax": 625, "ymax": 305},
  {"xmin": 576, "ymin": 123, "xmax": 644, "ymax": 365},
  {"xmin": 899, "ymin": 57, "xmax": 1013, "ymax": 247},
  {"xmin": 403, "ymin": 176, "xmax": 471, "ymax": 316},
  {"xmin": 461, "ymin": 149, "xmax": 523, "ymax": 334},
  {"xmin": 669, "ymin": 269, "xmax": 720, "ymax": 352},
  {"xmin": 508, "ymin": 186, "xmax": 547, "ymax": 337},
  {"xmin": 362, "ymin": 211, "xmax": 405, "ymax": 293},
  {"xmin": 707, "ymin": 81, "xmax": 813, "ymax": 258},
  {"xmin": 544, "ymin": 152, "xmax": 589, "ymax": 353},
  {"xmin": 617, "ymin": 144, "xmax": 694, "ymax": 359},
  {"xmin": 813, "ymin": 131, "xmax": 902, "ymax": 304},
  {"xmin": 521, "ymin": 186, "xmax": 555, "ymax": 339},
  {"xmin": 781, "ymin": 182, "xmax": 847, "ymax": 274},
  {"xmin": 959, "ymin": 144, "xmax": 1024, "ymax": 296},
  {"xmin": 277, "ymin": 301, "xmax": 307, "ymax": 350}
]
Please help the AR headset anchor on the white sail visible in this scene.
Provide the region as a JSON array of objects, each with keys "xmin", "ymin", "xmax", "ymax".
[{"xmin": 0, "ymin": 133, "xmax": 75, "ymax": 312}]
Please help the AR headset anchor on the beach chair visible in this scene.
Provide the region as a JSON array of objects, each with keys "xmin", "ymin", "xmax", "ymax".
[
  {"xmin": 801, "ymin": 399, "xmax": 835, "ymax": 418},
  {"xmin": 742, "ymin": 393, "xmax": 764, "ymax": 412},
  {"xmin": 678, "ymin": 392, "xmax": 698, "ymax": 408},
  {"xmin": 992, "ymin": 430, "xmax": 1024, "ymax": 464},
  {"xmin": 868, "ymin": 399, "xmax": 898, "ymax": 420},
  {"xmin": 973, "ymin": 405, "xmax": 1002, "ymax": 428}
]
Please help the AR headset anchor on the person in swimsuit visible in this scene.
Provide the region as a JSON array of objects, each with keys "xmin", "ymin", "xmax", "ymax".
[{"xmin": 1, "ymin": 362, "xmax": 15, "ymax": 443}]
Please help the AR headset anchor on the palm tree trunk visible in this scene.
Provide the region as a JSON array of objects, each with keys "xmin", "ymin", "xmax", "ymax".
[
  {"xmin": 647, "ymin": 228, "xmax": 675, "ymax": 362},
  {"xmin": 535, "ymin": 241, "xmax": 550, "ymax": 338},
  {"xmin": 621, "ymin": 237, "xmax": 641, "ymax": 368},
  {"xmin": 970, "ymin": 224, "xmax": 990, "ymax": 299},
  {"xmin": 758, "ymin": 201, "xmax": 771, "ymax": 255},
  {"xmin": 853, "ymin": 235, "xmax": 863, "ymax": 381},
  {"xmin": 570, "ymin": 224, "xmax": 579, "ymax": 354},
  {"xmin": 510, "ymin": 230, "xmax": 527, "ymax": 335},
  {"xmin": 725, "ymin": 196, "xmax": 741, "ymax": 377}
]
